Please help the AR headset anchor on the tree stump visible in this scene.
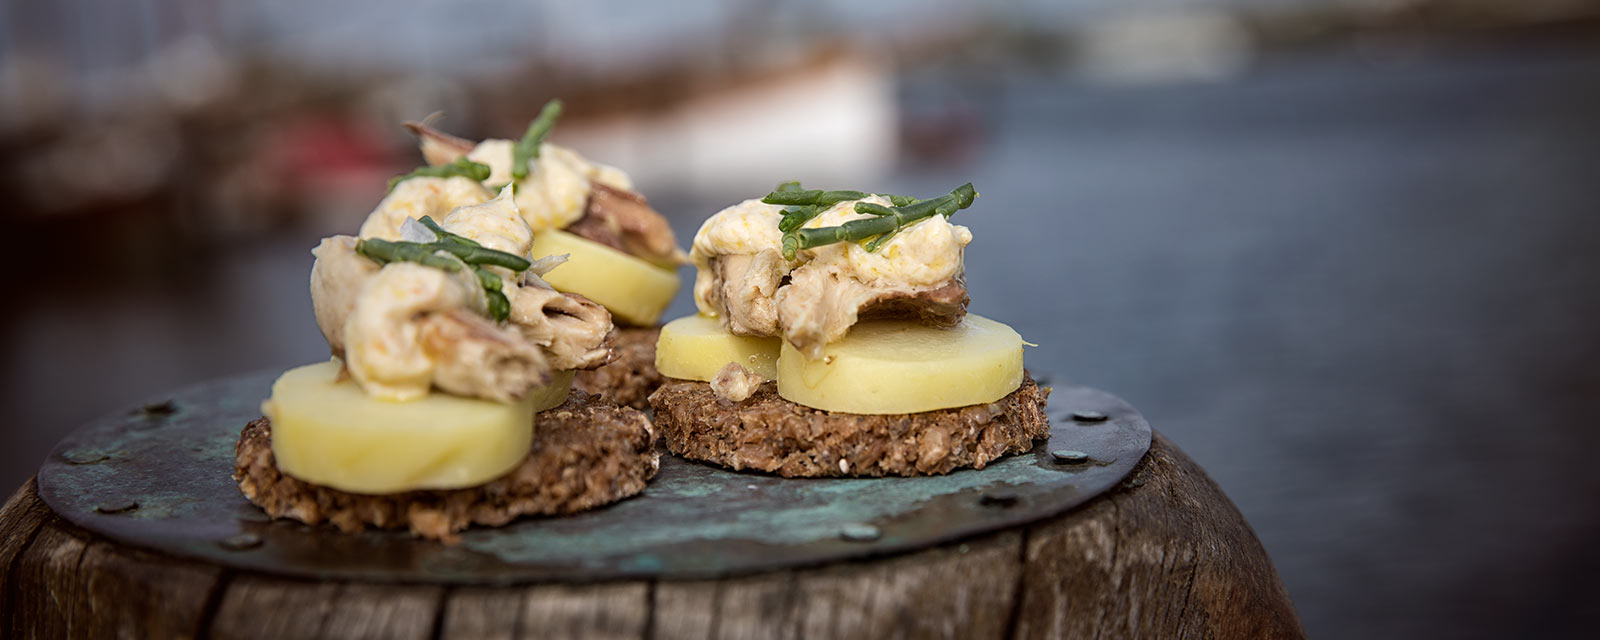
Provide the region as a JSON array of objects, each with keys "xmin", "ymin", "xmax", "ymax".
[{"xmin": 0, "ymin": 433, "xmax": 1303, "ymax": 639}]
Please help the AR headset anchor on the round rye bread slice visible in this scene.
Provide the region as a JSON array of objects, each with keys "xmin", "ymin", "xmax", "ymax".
[
  {"xmin": 649, "ymin": 375, "xmax": 1051, "ymax": 478},
  {"xmin": 234, "ymin": 390, "xmax": 659, "ymax": 542},
  {"xmin": 574, "ymin": 326, "xmax": 663, "ymax": 410}
]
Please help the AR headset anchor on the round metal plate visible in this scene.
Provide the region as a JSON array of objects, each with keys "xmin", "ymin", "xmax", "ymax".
[{"xmin": 37, "ymin": 370, "xmax": 1150, "ymax": 584}]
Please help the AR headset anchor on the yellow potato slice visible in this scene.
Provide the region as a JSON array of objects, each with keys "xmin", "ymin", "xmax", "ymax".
[
  {"xmin": 528, "ymin": 229, "xmax": 680, "ymax": 326},
  {"xmin": 656, "ymin": 314, "xmax": 781, "ymax": 381},
  {"xmin": 777, "ymin": 314, "xmax": 1024, "ymax": 415},
  {"xmin": 263, "ymin": 361, "xmax": 573, "ymax": 494}
]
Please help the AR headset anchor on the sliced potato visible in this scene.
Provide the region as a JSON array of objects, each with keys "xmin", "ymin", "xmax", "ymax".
[
  {"xmin": 656, "ymin": 314, "xmax": 781, "ymax": 381},
  {"xmin": 529, "ymin": 370, "xmax": 576, "ymax": 413},
  {"xmin": 528, "ymin": 229, "xmax": 679, "ymax": 326},
  {"xmin": 263, "ymin": 362, "xmax": 573, "ymax": 494},
  {"xmin": 777, "ymin": 314, "xmax": 1024, "ymax": 414}
]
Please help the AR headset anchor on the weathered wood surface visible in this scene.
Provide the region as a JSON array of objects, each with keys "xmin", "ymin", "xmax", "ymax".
[{"xmin": 0, "ymin": 434, "xmax": 1304, "ymax": 639}]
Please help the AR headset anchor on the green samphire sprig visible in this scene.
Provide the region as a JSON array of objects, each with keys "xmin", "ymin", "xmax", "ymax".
[
  {"xmin": 775, "ymin": 182, "xmax": 977, "ymax": 260},
  {"xmin": 355, "ymin": 216, "xmax": 531, "ymax": 322},
  {"xmin": 511, "ymin": 99, "xmax": 563, "ymax": 182},
  {"xmin": 387, "ymin": 157, "xmax": 491, "ymax": 192},
  {"xmin": 761, "ymin": 181, "xmax": 924, "ymax": 233}
]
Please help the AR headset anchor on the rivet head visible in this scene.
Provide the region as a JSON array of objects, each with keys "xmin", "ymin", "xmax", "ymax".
[
  {"xmin": 1071, "ymin": 410, "xmax": 1108, "ymax": 423},
  {"xmin": 95, "ymin": 500, "xmax": 138, "ymax": 514},
  {"xmin": 980, "ymin": 492, "xmax": 1019, "ymax": 508},
  {"xmin": 839, "ymin": 523, "xmax": 881, "ymax": 542},
  {"xmin": 1052, "ymin": 449, "xmax": 1090, "ymax": 464},
  {"xmin": 62, "ymin": 449, "xmax": 110, "ymax": 465},
  {"xmin": 219, "ymin": 533, "xmax": 262, "ymax": 550},
  {"xmin": 136, "ymin": 400, "xmax": 178, "ymax": 418}
]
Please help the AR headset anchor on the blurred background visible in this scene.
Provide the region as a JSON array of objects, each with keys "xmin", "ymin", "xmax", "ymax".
[{"xmin": 4, "ymin": 0, "xmax": 1599, "ymax": 637}]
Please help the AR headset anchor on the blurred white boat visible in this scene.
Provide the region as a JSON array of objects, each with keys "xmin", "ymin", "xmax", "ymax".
[{"xmin": 555, "ymin": 49, "xmax": 897, "ymax": 200}]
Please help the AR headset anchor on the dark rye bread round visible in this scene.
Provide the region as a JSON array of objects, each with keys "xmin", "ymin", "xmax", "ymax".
[
  {"xmin": 649, "ymin": 375, "xmax": 1051, "ymax": 478},
  {"xmin": 574, "ymin": 326, "xmax": 662, "ymax": 410},
  {"xmin": 234, "ymin": 390, "xmax": 659, "ymax": 542}
]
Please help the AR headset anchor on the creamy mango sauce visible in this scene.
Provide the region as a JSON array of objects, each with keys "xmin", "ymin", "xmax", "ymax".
[
  {"xmin": 341, "ymin": 261, "xmax": 488, "ymax": 401},
  {"xmin": 463, "ymin": 139, "xmax": 633, "ymax": 233},
  {"xmin": 689, "ymin": 195, "xmax": 972, "ymax": 356},
  {"xmin": 437, "ymin": 183, "xmax": 534, "ymax": 257},
  {"xmin": 340, "ymin": 186, "xmax": 524, "ymax": 400},
  {"xmin": 317, "ymin": 183, "xmax": 616, "ymax": 402},
  {"xmin": 357, "ymin": 176, "xmax": 492, "ymax": 241}
]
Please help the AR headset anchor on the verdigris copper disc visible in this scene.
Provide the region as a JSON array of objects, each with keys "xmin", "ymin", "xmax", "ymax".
[{"xmin": 36, "ymin": 370, "xmax": 1150, "ymax": 583}]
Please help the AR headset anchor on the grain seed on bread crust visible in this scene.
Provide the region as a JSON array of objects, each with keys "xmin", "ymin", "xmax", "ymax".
[
  {"xmin": 234, "ymin": 389, "xmax": 659, "ymax": 541},
  {"xmin": 574, "ymin": 326, "xmax": 662, "ymax": 410},
  {"xmin": 649, "ymin": 375, "xmax": 1050, "ymax": 477}
]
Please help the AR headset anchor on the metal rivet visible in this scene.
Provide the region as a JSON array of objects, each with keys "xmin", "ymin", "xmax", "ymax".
[
  {"xmin": 981, "ymin": 492, "xmax": 1019, "ymax": 508},
  {"xmin": 95, "ymin": 500, "xmax": 138, "ymax": 514},
  {"xmin": 1071, "ymin": 410, "xmax": 1108, "ymax": 423},
  {"xmin": 136, "ymin": 400, "xmax": 177, "ymax": 418},
  {"xmin": 1052, "ymin": 450, "xmax": 1090, "ymax": 464},
  {"xmin": 62, "ymin": 450, "xmax": 109, "ymax": 465},
  {"xmin": 840, "ymin": 523, "xmax": 881, "ymax": 541},
  {"xmin": 219, "ymin": 533, "xmax": 262, "ymax": 550}
]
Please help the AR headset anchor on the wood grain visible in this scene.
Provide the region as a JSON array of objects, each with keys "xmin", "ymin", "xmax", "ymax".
[
  {"xmin": 0, "ymin": 434, "xmax": 1304, "ymax": 639},
  {"xmin": 319, "ymin": 583, "xmax": 444, "ymax": 640},
  {"xmin": 781, "ymin": 531, "xmax": 1024, "ymax": 640},
  {"xmin": 212, "ymin": 575, "xmax": 340, "ymax": 639},
  {"xmin": 704, "ymin": 572, "xmax": 796, "ymax": 639},
  {"xmin": 1013, "ymin": 433, "xmax": 1304, "ymax": 639},
  {"xmin": 441, "ymin": 586, "xmax": 524, "ymax": 640},
  {"xmin": 520, "ymin": 583, "xmax": 649, "ymax": 639},
  {"xmin": 75, "ymin": 541, "xmax": 222, "ymax": 639},
  {"xmin": 0, "ymin": 478, "xmax": 51, "ymax": 627},
  {"xmin": 11, "ymin": 520, "xmax": 89, "ymax": 638}
]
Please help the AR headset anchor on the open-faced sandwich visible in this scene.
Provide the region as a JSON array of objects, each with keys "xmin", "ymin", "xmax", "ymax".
[
  {"xmin": 649, "ymin": 182, "xmax": 1050, "ymax": 477},
  {"xmin": 234, "ymin": 149, "xmax": 659, "ymax": 542},
  {"xmin": 399, "ymin": 101, "xmax": 686, "ymax": 409}
]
